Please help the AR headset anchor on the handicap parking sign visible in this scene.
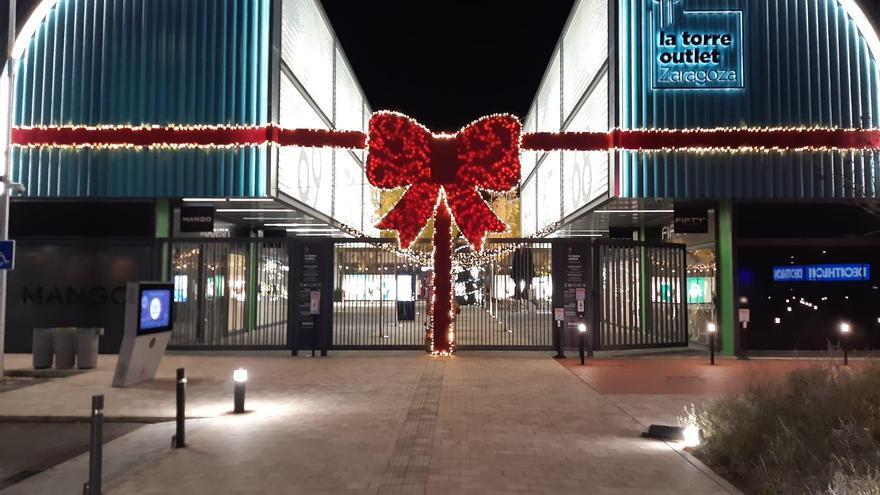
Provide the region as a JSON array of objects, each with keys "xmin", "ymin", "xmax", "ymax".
[{"xmin": 0, "ymin": 240, "xmax": 14, "ymax": 270}]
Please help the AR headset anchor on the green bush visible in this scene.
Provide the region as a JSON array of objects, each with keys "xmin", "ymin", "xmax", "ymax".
[{"xmin": 684, "ymin": 364, "xmax": 880, "ymax": 495}]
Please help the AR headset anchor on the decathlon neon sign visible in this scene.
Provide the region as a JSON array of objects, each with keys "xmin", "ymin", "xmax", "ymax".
[
  {"xmin": 773, "ymin": 264, "xmax": 871, "ymax": 283},
  {"xmin": 651, "ymin": 0, "xmax": 744, "ymax": 90}
]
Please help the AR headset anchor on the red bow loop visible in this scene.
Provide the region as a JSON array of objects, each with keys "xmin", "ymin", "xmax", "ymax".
[{"xmin": 366, "ymin": 112, "xmax": 521, "ymax": 251}]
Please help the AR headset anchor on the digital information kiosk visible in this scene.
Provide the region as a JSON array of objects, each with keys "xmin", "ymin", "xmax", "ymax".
[{"xmin": 112, "ymin": 282, "xmax": 174, "ymax": 387}]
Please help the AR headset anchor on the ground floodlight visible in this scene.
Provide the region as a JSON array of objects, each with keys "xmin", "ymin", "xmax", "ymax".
[{"xmin": 642, "ymin": 424, "xmax": 702, "ymax": 448}]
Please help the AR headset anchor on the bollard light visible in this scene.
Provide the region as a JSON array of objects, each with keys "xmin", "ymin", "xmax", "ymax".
[
  {"xmin": 233, "ymin": 368, "xmax": 248, "ymax": 413},
  {"xmin": 707, "ymin": 322, "xmax": 717, "ymax": 365},
  {"xmin": 577, "ymin": 323, "xmax": 587, "ymax": 365},
  {"xmin": 839, "ymin": 322, "xmax": 851, "ymax": 365}
]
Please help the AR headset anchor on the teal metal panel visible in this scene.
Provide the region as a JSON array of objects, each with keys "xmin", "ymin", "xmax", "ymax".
[
  {"xmin": 12, "ymin": 0, "xmax": 271, "ymax": 198},
  {"xmin": 617, "ymin": 0, "xmax": 880, "ymax": 200}
]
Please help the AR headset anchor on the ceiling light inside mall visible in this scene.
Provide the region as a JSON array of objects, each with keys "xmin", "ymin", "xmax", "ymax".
[
  {"xmin": 266, "ymin": 223, "xmax": 329, "ymax": 227},
  {"xmin": 216, "ymin": 208, "xmax": 293, "ymax": 213},
  {"xmin": 594, "ymin": 209, "xmax": 674, "ymax": 214},
  {"xmin": 228, "ymin": 198, "xmax": 274, "ymax": 202}
]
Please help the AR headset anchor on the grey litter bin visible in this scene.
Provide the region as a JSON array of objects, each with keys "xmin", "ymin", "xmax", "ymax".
[
  {"xmin": 76, "ymin": 327, "xmax": 104, "ymax": 369},
  {"xmin": 32, "ymin": 328, "xmax": 54, "ymax": 369},
  {"xmin": 51, "ymin": 327, "xmax": 77, "ymax": 369}
]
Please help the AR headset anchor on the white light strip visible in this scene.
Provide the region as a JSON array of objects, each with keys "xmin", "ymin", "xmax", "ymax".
[
  {"xmin": 285, "ymin": 228, "xmax": 339, "ymax": 233},
  {"xmin": 266, "ymin": 223, "xmax": 328, "ymax": 227},
  {"xmin": 216, "ymin": 208, "xmax": 293, "ymax": 213},
  {"xmin": 12, "ymin": 0, "xmax": 60, "ymax": 60},
  {"xmin": 594, "ymin": 209, "xmax": 673, "ymax": 214},
  {"xmin": 839, "ymin": 0, "xmax": 880, "ymax": 64},
  {"xmin": 183, "ymin": 198, "xmax": 275, "ymax": 202},
  {"xmin": 241, "ymin": 217, "xmax": 295, "ymax": 221}
]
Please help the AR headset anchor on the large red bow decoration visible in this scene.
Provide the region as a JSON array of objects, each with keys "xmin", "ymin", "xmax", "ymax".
[{"xmin": 367, "ymin": 112, "xmax": 521, "ymax": 252}]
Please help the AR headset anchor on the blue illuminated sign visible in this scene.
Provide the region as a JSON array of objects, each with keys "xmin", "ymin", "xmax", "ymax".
[
  {"xmin": 651, "ymin": 0, "xmax": 744, "ymax": 90},
  {"xmin": 773, "ymin": 264, "xmax": 871, "ymax": 283}
]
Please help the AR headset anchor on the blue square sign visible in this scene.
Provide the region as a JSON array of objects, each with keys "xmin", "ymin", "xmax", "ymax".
[{"xmin": 0, "ymin": 240, "xmax": 14, "ymax": 270}]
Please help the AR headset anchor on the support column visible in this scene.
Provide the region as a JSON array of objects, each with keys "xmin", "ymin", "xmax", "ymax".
[
  {"xmin": 717, "ymin": 200, "xmax": 735, "ymax": 356},
  {"xmin": 155, "ymin": 200, "xmax": 171, "ymax": 281},
  {"xmin": 639, "ymin": 226, "xmax": 648, "ymax": 334},
  {"xmin": 247, "ymin": 233, "xmax": 259, "ymax": 333}
]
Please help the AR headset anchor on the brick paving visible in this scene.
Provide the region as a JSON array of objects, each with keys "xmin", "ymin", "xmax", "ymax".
[{"xmin": 0, "ymin": 352, "xmax": 739, "ymax": 494}]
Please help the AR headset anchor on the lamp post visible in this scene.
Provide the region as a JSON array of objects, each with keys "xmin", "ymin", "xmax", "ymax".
[
  {"xmin": 233, "ymin": 368, "xmax": 248, "ymax": 413},
  {"xmin": 578, "ymin": 323, "xmax": 587, "ymax": 365},
  {"xmin": 707, "ymin": 322, "xmax": 717, "ymax": 365},
  {"xmin": 0, "ymin": 0, "xmax": 17, "ymax": 379},
  {"xmin": 839, "ymin": 322, "xmax": 851, "ymax": 365}
]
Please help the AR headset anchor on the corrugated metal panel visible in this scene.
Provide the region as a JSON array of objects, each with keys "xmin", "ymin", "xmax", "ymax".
[
  {"xmin": 618, "ymin": 0, "xmax": 880, "ymax": 200},
  {"xmin": 12, "ymin": 0, "xmax": 271, "ymax": 198}
]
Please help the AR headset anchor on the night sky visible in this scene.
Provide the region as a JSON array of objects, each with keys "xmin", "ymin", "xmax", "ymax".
[
  {"xmin": 4, "ymin": 0, "xmax": 880, "ymax": 130},
  {"xmin": 318, "ymin": 0, "xmax": 574, "ymax": 130}
]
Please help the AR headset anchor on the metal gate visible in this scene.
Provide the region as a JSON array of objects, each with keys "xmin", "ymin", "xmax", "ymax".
[
  {"xmin": 593, "ymin": 239, "xmax": 688, "ymax": 350},
  {"xmin": 331, "ymin": 240, "xmax": 426, "ymax": 349},
  {"xmin": 456, "ymin": 241, "xmax": 553, "ymax": 349},
  {"xmin": 330, "ymin": 239, "xmax": 554, "ymax": 350},
  {"xmin": 169, "ymin": 238, "xmax": 290, "ymax": 349}
]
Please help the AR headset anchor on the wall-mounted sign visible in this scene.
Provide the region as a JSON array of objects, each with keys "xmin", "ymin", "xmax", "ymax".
[
  {"xmin": 180, "ymin": 206, "xmax": 215, "ymax": 233},
  {"xmin": 773, "ymin": 264, "xmax": 871, "ymax": 283},
  {"xmin": 674, "ymin": 204, "xmax": 709, "ymax": 233},
  {"xmin": 652, "ymin": 0, "xmax": 744, "ymax": 90}
]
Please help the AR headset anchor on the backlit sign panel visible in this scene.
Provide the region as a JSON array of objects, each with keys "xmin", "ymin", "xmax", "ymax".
[
  {"xmin": 652, "ymin": 0, "xmax": 744, "ymax": 90},
  {"xmin": 773, "ymin": 264, "xmax": 871, "ymax": 282}
]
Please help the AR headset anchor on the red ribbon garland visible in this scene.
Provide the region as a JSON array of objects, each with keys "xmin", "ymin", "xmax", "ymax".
[
  {"xmin": 11, "ymin": 125, "xmax": 366, "ymax": 149},
  {"xmin": 13, "ymin": 125, "xmax": 880, "ymax": 151}
]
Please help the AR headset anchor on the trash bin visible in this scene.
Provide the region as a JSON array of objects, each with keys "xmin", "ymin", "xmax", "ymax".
[
  {"xmin": 76, "ymin": 327, "xmax": 103, "ymax": 369},
  {"xmin": 52, "ymin": 327, "xmax": 77, "ymax": 369},
  {"xmin": 32, "ymin": 328, "xmax": 54, "ymax": 369}
]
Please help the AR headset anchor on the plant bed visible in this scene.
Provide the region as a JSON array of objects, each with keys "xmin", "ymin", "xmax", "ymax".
[{"xmin": 684, "ymin": 364, "xmax": 880, "ymax": 495}]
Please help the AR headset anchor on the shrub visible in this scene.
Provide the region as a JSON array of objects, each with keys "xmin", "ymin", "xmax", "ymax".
[{"xmin": 684, "ymin": 364, "xmax": 880, "ymax": 495}]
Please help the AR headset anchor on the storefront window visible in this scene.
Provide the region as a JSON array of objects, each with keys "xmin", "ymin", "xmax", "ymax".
[
  {"xmin": 738, "ymin": 245, "xmax": 880, "ymax": 351},
  {"xmin": 663, "ymin": 210, "xmax": 718, "ymax": 344}
]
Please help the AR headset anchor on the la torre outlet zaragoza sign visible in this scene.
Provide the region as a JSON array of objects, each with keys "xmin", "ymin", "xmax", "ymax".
[{"xmin": 652, "ymin": 0, "xmax": 744, "ymax": 89}]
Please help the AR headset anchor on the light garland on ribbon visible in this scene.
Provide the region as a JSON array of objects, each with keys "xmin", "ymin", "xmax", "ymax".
[{"xmin": 14, "ymin": 123, "xmax": 880, "ymax": 153}]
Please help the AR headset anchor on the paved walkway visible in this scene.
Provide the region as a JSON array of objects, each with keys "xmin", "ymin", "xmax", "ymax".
[{"xmin": 0, "ymin": 352, "xmax": 738, "ymax": 494}]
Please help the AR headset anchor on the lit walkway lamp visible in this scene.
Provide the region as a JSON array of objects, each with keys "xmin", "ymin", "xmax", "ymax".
[
  {"xmin": 578, "ymin": 323, "xmax": 587, "ymax": 365},
  {"xmin": 707, "ymin": 323, "xmax": 717, "ymax": 365},
  {"xmin": 233, "ymin": 368, "xmax": 248, "ymax": 413},
  {"xmin": 839, "ymin": 322, "xmax": 851, "ymax": 365}
]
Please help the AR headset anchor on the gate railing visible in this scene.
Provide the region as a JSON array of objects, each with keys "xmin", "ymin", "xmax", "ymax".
[
  {"xmin": 168, "ymin": 238, "xmax": 290, "ymax": 350},
  {"xmin": 592, "ymin": 239, "xmax": 688, "ymax": 350}
]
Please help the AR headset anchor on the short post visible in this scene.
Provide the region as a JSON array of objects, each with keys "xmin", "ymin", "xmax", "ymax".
[
  {"xmin": 554, "ymin": 322, "xmax": 566, "ymax": 359},
  {"xmin": 840, "ymin": 322, "xmax": 851, "ymax": 365},
  {"xmin": 578, "ymin": 323, "xmax": 587, "ymax": 365},
  {"xmin": 311, "ymin": 314, "xmax": 318, "ymax": 358},
  {"xmin": 83, "ymin": 395, "xmax": 104, "ymax": 495},
  {"xmin": 707, "ymin": 322, "xmax": 717, "ymax": 366},
  {"xmin": 233, "ymin": 368, "xmax": 247, "ymax": 413},
  {"xmin": 173, "ymin": 368, "xmax": 186, "ymax": 448}
]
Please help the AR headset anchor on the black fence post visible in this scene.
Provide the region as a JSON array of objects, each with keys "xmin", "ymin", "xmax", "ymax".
[
  {"xmin": 173, "ymin": 368, "xmax": 186, "ymax": 448},
  {"xmin": 83, "ymin": 395, "xmax": 103, "ymax": 495}
]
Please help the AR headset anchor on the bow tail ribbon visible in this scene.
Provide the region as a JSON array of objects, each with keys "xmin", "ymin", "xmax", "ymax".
[
  {"xmin": 376, "ymin": 183, "xmax": 440, "ymax": 249},
  {"xmin": 444, "ymin": 184, "xmax": 507, "ymax": 252}
]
